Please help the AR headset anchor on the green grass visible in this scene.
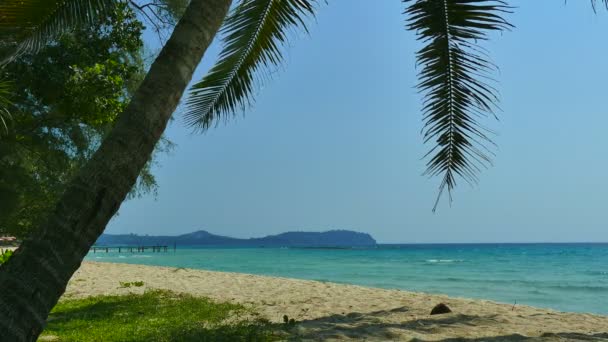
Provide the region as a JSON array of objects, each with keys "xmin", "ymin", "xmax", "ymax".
[
  {"xmin": 118, "ymin": 281, "xmax": 145, "ymax": 288},
  {"xmin": 40, "ymin": 290, "xmax": 280, "ymax": 341}
]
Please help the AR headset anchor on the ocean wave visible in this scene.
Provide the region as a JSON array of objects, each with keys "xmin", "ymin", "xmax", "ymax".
[
  {"xmin": 437, "ymin": 277, "xmax": 608, "ymax": 291},
  {"xmin": 527, "ymin": 289, "xmax": 546, "ymax": 295},
  {"xmin": 425, "ymin": 259, "xmax": 464, "ymax": 263},
  {"xmin": 548, "ymin": 284, "xmax": 608, "ymax": 292},
  {"xmin": 437, "ymin": 277, "xmax": 541, "ymax": 287},
  {"xmin": 436, "ymin": 277, "xmax": 608, "ymax": 293},
  {"xmin": 438, "ymin": 277, "xmax": 482, "ymax": 283}
]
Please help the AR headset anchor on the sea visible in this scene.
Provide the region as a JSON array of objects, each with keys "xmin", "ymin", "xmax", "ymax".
[{"xmin": 85, "ymin": 243, "xmax": 608, "ymax": 315}]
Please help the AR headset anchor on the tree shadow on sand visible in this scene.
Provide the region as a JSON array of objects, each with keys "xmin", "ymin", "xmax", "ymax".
[
  {"xmin": 42, "ymin": 293, "xmax": 608, "ymax": 341},
  {"xmin": 285, "ymin": 306, "xmax": 608, "ymax": 341},
  {"xmin": 427, "ymin": 333, "xmax": 608, "ymax": 342}
]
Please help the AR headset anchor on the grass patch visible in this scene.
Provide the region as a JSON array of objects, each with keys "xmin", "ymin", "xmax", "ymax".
[
  {"xmin": 118, "ymin": 281, "xmax": 145, "ymax": 288},
  {"xmin": 40, "ymin": 290, "xmax": 279, "ymax": 341}
]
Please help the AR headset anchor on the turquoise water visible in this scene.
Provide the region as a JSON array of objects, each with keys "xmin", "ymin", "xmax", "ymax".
[{"xmin": 85, "ymin": 244, "xmax": 608, "ymax": 315}]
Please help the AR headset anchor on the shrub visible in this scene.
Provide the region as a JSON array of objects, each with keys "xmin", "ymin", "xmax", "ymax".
[{"xmin": 0, "ymin": 250, "xmax": 13, "ymax": 265}]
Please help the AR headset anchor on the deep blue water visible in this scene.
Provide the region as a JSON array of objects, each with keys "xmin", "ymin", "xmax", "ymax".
[{"xmin": 85, "ymin": 243, "xmax": 608, "ymax": 315}]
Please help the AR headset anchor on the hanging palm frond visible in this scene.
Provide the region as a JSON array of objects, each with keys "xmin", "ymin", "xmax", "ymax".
[
  {"xmin": 0, "ymin": 73, "xmax": 11, "ymax": 134},
  {"xmin": 0, "ymin": 0, "xmax": 117, "ymax": 64},
  {"xmin": 184, "ymin": 0, "xmax": 318, "ymax": 130},
  {"xmin": 591, "ymin": 0, "xmax": 608, "ymax": 11},
  {"xmin": 404, "ymin": 0, "xmax": 512, "ymax": 211}
]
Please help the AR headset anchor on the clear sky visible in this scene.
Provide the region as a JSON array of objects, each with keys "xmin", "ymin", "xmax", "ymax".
[{"xmin": 106, "ymin": 0, "xmax": 608, "ymax": 243}]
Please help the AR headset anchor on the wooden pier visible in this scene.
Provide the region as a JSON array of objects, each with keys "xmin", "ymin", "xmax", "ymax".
[{"xmin": 91, "ymin": 245, "xmax": 171, "ymax": 253}]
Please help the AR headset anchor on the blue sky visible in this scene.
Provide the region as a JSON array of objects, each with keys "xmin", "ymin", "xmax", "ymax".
[{"xmin": 107, "ymin": 0, "xmax": 608, "ymax": 243}]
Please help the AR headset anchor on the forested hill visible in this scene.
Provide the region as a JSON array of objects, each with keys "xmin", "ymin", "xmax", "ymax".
[{"xmin": 96, "ymin": 230, "xmax": 376, "ymax": 247}]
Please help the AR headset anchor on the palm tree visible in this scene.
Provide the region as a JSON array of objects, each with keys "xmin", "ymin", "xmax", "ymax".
[
  {"xmin": 0, "ymin": 0, "xmax": 233, "ymax": 339},
  {"xmin": 0, "ymin": 0, "xmax": 600, "ymax": 340}
]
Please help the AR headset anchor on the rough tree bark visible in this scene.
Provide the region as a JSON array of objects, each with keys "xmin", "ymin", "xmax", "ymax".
[{"xmin": 0, "ymin": 0, "xmax": 232, "ymax": 340}]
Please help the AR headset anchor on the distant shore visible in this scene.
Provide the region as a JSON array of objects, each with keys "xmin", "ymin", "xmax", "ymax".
[{"xmin": 65, "ymin": 261, "xmax": 608, "ymax": 341}]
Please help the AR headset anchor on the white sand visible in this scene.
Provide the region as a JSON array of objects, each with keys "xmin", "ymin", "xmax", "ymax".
[{"xmin": 65, "ymin": 262, "xmax": 608, "ymax": 341}]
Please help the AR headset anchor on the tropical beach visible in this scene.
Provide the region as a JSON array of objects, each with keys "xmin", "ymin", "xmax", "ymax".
[
  {"xmin": 43, "ymin": 239, "xmax": 608, "ymax": 340},
  {"xmin": 3, "ymin": 0, "xmax": 608, "ymax": 341},
  {"xmin": 59, "ymin": 261, "xmax": 608, "ymax": 341}
]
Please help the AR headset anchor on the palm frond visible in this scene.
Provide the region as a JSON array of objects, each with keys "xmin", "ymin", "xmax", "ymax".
[
  {"xmin": 0, "ymin": 73, "xmax": 12, "ymax": 135},
  {"xmin": 591, "ymin": 0, "xmax": 608, "ymax": 11},
  {"xmin": 184, "ymin": 0, "xmax": 318, "ymax": 130},
  {"xmin": 0, "ymin": 0, "xmax": 117, "ymax": 64},
  {"xmin": 404, "ymin": 0, "xmax": 512, "ymax": 211}
]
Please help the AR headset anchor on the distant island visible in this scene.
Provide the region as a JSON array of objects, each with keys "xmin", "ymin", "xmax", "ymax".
[{"xmin": 96, "ymin": 230, "xmax": 377, "ymax": 248}]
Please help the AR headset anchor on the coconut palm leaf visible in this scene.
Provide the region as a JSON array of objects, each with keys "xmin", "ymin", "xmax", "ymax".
[
  {"xmin": 591, "ymin": 0, "xmax": 608, "ymax": 11},
  {"xmin": 0, "ymin": 74, "xmax": 11, "ymax": 134},
  {"xmin": 404, "ymin": 0, "xmax": 512, "ymax": 211},
  {"xmin": 184, "ymin": 0, "xmax": 317, "ymax": 130},
  {"xmin": 0, "ymin": 0, "xmax": 117, "ymax": 63}
]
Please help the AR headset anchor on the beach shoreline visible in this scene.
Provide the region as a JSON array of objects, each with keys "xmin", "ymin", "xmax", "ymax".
[{"xmin": 64, "ymin": 261, "xmax": 608, "ymax": 341}]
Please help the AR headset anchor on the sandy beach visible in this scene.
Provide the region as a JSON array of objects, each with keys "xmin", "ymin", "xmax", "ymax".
[{"xmin": 62, "ymin": 261, "xmax": 608, "ymax": 341}]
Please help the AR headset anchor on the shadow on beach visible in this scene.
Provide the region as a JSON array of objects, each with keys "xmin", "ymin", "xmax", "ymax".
[
  {"xmin": 41, "ymin": 291, "xmax": 608, "ymax": 341},
  {"xmin": 285, "ymin": 308, "xmax": 608, "ymax": 341}
]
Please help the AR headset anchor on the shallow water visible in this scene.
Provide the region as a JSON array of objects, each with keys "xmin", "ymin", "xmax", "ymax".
[{"xmin": 85, "ymin": 243, "xmax": 608, "ymax": 314}]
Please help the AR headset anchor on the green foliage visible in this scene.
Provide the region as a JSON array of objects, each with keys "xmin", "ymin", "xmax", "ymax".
[
  {"xmin": 0, "ymin": 0, "xmax": 117, "ymax": 63},
  {"xmin": 0, "ymin": 74, "xmax": 11, "ymax": 134},
  {"xmin": 119, "ymin": 281, "xmax": 145, "ymax": 288},
  {"xmin": 185, "ymin": 0, "xmax": 318, "ymax": 130},
  {"xmin": 40, "ymin": 290, "xmax": 278, "ymax": 341},
  {"xmin": 0, "ymin": 4, "xmax": 166, "ymax": 238},
  {"xmin": 404, "ymin": 0, "xmax": 512, "ymax": 210},
  {"xmin": 0, "ymin": 250, "xmax": 13, "ymax": 265}
]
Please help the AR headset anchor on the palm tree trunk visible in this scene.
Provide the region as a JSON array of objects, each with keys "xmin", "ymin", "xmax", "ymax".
[{"xmin": 0, "ymin": 0, "xmax": 232, "ymax": 340}]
